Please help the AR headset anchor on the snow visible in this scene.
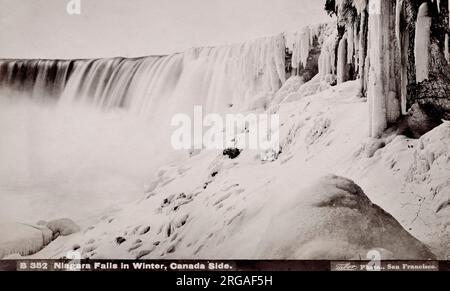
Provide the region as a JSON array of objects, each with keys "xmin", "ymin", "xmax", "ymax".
[
  {"xmin": 348, "ymin": 122, "xmax": 450, "ymax": 259},
  {"xmin": 22, "ymin": 79, "xmax": 450, "ymax": 260},
  {"xmin": 257, "ymin": 175, "xmax": 434, "ymax": 260}
]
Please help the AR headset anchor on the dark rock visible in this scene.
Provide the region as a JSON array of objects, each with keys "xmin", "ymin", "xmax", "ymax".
[
  {"xmin": 398, "ymin": 103, "xmax": 443, "ymax": 138},
  {"xmin": 139, "ymin": 226, "xmax": 151, "ymax": 235},
  {"xmin": 115, "ymin": 237, "xmax": 126, "ymax": 245},
  {"xmin": 223, "ymin": 148, "xmax": 241, "ymax": 159}
]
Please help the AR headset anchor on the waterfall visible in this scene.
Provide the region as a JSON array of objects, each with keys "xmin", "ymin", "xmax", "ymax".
[
  {"xmin": 0, "ymin": 34, "xmax": 286, "ymax": 116},
  {"xmin": 0, "ymin": 34, "xmax": 286, "ymax": 224}
]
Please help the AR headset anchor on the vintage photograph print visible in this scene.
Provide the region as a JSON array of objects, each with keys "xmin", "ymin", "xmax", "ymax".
[{"xmin": 0, "ymin": 0, "xmax": 449, "ymax": 277}]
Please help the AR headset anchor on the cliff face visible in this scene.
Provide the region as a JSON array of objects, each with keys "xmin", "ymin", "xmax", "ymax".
[{"xmin": 325, "ymin": 0, "xmax": 450, "ymax": 137}]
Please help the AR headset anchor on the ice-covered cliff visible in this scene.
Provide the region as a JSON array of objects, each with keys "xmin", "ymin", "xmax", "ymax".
[{"xmin": 325, "ymin": 0, "xmax": 450, "ymax": 138}]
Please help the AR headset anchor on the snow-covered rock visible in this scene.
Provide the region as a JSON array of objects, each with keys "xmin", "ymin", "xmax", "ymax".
[
  {"xmin": 0, "ymin": 223, "xmax": 52, "ymax": 259},
  {"xmin": 257, "ymin": 175, "xmax": 435, "ymax": 260},
  {"xmin": 271, "ymin": 75, "xmax": 332, "ymax": 107},
  {"xmin": 46, "ymin": 218, "xmax": 81, "ymax": 237},
  {"xmin": 348, "ymin": 121, "xmax": 450, "ymax": 259}
]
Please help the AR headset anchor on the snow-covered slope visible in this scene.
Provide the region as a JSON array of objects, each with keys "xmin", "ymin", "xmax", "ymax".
[{"xmin": 17, "ymin": 79, "xmax": 448, "ymax": 260}]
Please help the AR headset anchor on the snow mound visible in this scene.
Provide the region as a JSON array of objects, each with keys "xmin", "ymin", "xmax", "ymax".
[
  {"xmin": 405, "ymin": 122, "xmax": 450, "ymax": 258},
  {"xmin": 407, "ymin": 122, "xmax": 450, "ymax": 184},
  {"xmin": 271, "ymin": 76, "xmax": 304, "ymax": 104},
  {"xmin": 0, "ymin": 223, "xmax": 52, "ymax": 259},
  {"xmin": 46, "ymin": 218, "xmax": 81, "ymax": 237},
  {"xmin": 271, "ymin": 75, "xmax": 332, "ymax": 107},
  {"xmin": 257, "ymin": 175, "xmax": 435, "ymax": 260}
]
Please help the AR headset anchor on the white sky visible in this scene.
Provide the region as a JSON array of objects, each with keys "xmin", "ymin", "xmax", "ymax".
[{"xmin": 0, "ymin": 0, "xmax": 330, "ymax": 59}]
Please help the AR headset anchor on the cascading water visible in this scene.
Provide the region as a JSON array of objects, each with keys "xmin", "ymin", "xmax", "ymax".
[{"xmin": 0, "ymin": 34, "xmax": 286, "ymax": 226}]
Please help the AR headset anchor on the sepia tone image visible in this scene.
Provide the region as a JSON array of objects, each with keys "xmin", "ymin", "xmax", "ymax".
[{"xmin": 0, "ymin": 0, "xmax": 449, "ymax": 266}]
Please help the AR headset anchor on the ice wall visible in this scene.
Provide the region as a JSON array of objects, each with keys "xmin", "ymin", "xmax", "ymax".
[{"xmin": 331, "ymin": 0, "xmax": 450, "ymax": 136}]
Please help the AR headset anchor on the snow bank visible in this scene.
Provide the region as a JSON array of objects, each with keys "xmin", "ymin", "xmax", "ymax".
[
  {"xmin": 257, "ymin": 175, "xmax": 434, "ymax": 260},
  {"xmin": 271, "ymin": 74, "xmax": 333, "ymax": 107},
  {"xmin": 348, "ymin": 121, "xmax": 450, "ymax": 259}
]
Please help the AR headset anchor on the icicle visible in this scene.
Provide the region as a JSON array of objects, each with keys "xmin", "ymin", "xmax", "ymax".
[
  {"xmin": 291, "ymin": 27, "xmax": 311, "ymax": 69},
  {"xmin": 335, "ymin": 0, "xmax": 345, "ymax": 12},
  {"xmin": 415, "ymin": 3, "xmax": 431, "ymax": 83},
  {"xmin": 445, "ymin": 34, "xmax": 450, "ymax": 63},
  {"xmin": 337, "ymin": 36, "xmax": 348, "ymax": 84},
  {"xmin": 396, "ymin": 0, "xmax": 408, "ymax": 114},
  {"xmin": 395, "ymin": 0, "xmax": 403, "ymax": 50},
  {"xmin": 347, "ymin": 25, "xmax": 354, "ymax": 65},
  {"xmin": 354, "ymin": 21, "xmax": 359, "ymax": 69},
  {"xmin": 431, "ymin": 0, "xmax": 441, "ymax": 13},
  {"xmin": 317, "ymin": 25, "xmax": 337, "ymax": 79},
  {"xmin": 367, "ymin": 0, "xmax": 388, "ymax": 138},
  {"xmin": 353, "ymin": 0, "xmax": 368, "ymax": 14}
]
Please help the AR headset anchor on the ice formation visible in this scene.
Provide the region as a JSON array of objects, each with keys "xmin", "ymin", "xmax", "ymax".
[
  {"xmin": 337, "ymin": 37, "xmax": 348, "ymax": 84},
  {"xmin": 0, "ymin": 218, "xmax": 81, "ymax": 259},
  {"xmin": 415, "ymin": 3, "xmax": 431, "ymax": 83},
  {"xmin": 290, "ymin": 27, "xmax": 312, "ymax": 69},
  {"xmin": 396, "ymin": 0, "xmax": 409, "ymax": 114},
  {"xmin": 0, "ymin": 223, "xmax": 52, "ymax": 259},
  {"xmin": 286, "ymin": 23, "xmax": 335, "ymax": 77},
  {"xmin": 318, "ymin": 29, "xmax": 337, "ymax": 78}
]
